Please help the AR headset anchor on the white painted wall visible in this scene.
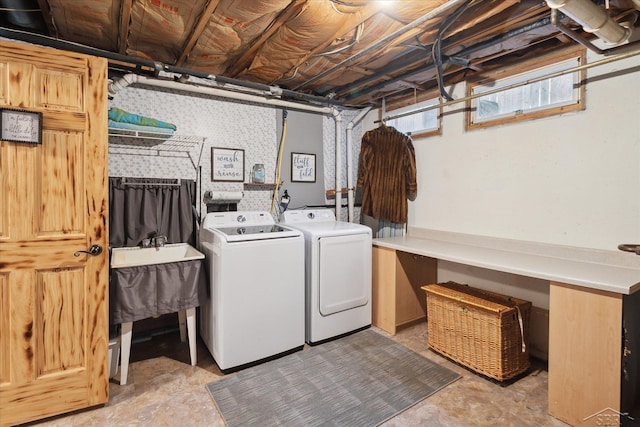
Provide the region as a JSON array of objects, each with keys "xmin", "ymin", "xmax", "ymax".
[
  {"xmin": 361, "ymin": 51, "xmax": 640, "ymax": 359},
  {"xmin": 387, "ymin": 51, "xmax": 640, "ymax": 251}
]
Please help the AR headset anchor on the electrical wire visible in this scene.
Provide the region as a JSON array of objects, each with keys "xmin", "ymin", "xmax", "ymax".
[
  {"xmin": 431, "ymin": 0, "xmax": 472, "ymax": 101},
  {"xmin": 270, "ymin": 110, "xmax": 288, "ymax": 215},
  {"xmin": 316, "ymin": 23, "xmax": 364, "ymax": 57}
]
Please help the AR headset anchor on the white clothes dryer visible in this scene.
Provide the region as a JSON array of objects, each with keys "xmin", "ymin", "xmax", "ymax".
[
  {"xmin": 280, "ymin": 209, "xmax": 372, "ymax": 344},
  {"xmin": 199, "ymin": 211, "xmax": 305, "ymax": 372}
]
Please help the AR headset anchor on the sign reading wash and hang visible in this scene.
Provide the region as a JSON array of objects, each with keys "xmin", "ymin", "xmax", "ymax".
[
  {"xmin": 212, "ymin": 147, "xmax": 245, "ymax": 182},
  {"xmin": 0, "ymin": 108, "xmax": 43, "ymax": 144}
]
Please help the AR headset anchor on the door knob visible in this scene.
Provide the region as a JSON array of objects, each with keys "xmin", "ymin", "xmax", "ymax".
[{"xmin": 74, "ymin": 244, "xmax": 104, "ymax": 257}]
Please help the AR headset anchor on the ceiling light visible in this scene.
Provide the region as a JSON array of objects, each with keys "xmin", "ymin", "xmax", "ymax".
[{"xmin": 375, "ymin": 0, "xmax": 396, "ymax": 10}]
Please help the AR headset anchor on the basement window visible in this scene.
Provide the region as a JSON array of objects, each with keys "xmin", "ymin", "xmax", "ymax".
[
  {"xmin": 467, "ymin": 48, "xmax": 585, "ymax": 129},
  {"xmin": 384, "ymin": 97, "xmax": 441, "ymax": 138}
]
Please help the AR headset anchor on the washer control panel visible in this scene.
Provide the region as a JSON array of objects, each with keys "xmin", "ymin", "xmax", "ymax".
[{"xmin": 202, "ymin": 211, "xmax": 275, "ymax": 229}]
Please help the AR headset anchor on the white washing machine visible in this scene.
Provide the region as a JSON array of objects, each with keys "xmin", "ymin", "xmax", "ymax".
[
  {"xmin": 199, "ymin": 211, "xmax": 305, "ymax": 373},
  {"xmin": 280, "ymin": 209, "xmax": 372, "ymax": 344}
]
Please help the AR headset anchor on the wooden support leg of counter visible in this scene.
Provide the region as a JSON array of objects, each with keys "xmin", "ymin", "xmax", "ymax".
[
  {"xmin": 372, "ymin": 246, "xmax": 437, "ymax": 334},
  {"xmin": 548, "ymin": 281, "xmax": 622, "ymax": 426}
]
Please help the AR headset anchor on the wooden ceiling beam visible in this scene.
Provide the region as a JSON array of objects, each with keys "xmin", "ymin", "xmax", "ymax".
[
  {"xmin": 446, "ymin": 0, "xmax": 520, "ymax": 39},
  {"xmin": 35, "ymin": 0, "xmax": 56, "ymax": 36},
  {"xmin": 118, "ymin": 0, "xmax": 133, "ymax": 54},
  {"xmin": 326, "ymin": 1, "xmax": 546, "ymax": 101},
  {"xmin": 272, "ymin": 2, "xmax": 393, "ymax": 88},
  {"xmin": 359, "ymin": 34, "xmax": 565, "ymax": 108},
  {"xmin": 289, "ymin": 5, "xmax": 437, "ymax": 90},
  {"xmin": 226, "ymin": 0, "xmax": 307, "ymax": 77},
  {"xmin": 319, "ymin": 2, "xmax": 522, "ymax": 94},
  {"xmin": 176, "ymin": 0, "xmax": 221, "ymax": 66},
  {"xmin": 344, "ymin": 13, "xmax": 559, "ymax": 107},
  {"xmin": 442, "ymin": 1, "xmax": 549, "ymax": 54}
]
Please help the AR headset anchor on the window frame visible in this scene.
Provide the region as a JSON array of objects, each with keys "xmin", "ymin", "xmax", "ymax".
[
  {"xmin": 465, "ymin": 46, "xmax": 586, "ymax": 130},
  {"xmin": 383, "ymin": 94, "xmax": 442, "ymax": 139}
]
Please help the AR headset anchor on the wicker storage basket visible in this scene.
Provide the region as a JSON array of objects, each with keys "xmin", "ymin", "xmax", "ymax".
[{"xmin": 422, "ymin": 281, "xmax": 531, "ymax": 381}]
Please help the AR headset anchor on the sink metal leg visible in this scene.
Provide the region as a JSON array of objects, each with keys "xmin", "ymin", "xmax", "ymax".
[
  {"xmin": 120, "ymin": 322, "xmax": 133, "ymax": 385},
  {"xmin": 186, "ymin": 307, "xmax": 197, "ymax": 366},
  {"xmin": 119, "ymin": 310, "xmax": 194, "ymax": 386},
  {"xmin": 178, "ymin": 310, "xmax": 187, "ymax": 342}
]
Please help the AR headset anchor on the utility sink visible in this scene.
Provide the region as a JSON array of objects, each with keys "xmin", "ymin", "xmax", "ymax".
[{"xmin": 110, "ymin": 243, "xmax": 204, "ymax": 268}]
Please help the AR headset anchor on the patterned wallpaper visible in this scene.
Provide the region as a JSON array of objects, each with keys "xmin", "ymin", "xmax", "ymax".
[
  {"xmin": 108, "ymin": 80, "xmax": 277, "ymax": 217},
  {"xmin": 108, "ymin": 77, "xmax": 366, "ymax": 221}
]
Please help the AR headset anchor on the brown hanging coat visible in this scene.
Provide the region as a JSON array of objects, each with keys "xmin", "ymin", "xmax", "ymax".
[{"xmin": 357, "ymin": 125, "xmax": 417, "ymax": 223}]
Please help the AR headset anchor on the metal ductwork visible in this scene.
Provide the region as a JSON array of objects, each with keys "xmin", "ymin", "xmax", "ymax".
[{"xmin": 546, "ymin": 0, "xmax": 632, "ymax": 45}]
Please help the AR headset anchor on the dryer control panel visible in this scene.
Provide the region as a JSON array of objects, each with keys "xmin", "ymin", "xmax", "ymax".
[{"xmin": 281, "ymin": 209, "xmax": 335, "ymax": 224}]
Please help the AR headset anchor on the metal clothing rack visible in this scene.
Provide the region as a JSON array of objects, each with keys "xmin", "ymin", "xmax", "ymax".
[{"xmin": 120, "ymin": 177, "xmax": 181, "ymax": 187}]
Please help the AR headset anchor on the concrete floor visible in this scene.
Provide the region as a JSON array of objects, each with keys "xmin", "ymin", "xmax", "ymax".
[{"xmin": 29, "ymin": 320, "xmax": 568, "ymax": 427}]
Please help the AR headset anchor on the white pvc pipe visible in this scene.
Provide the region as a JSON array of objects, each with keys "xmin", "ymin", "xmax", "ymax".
[
  {"xmin": 108, "ymin": 74, "xmax": 333, "ymax": 115},
  {"xmin": 333, "ymin": 110, "xmax": 343, "ymax": 220},
  {"xmin": 546, "ymin": 0, "xmax": 631, "ymax": 45},
  {"xmin": 346, "ymin": 106, "xmax": 371, "ymax": 222}
]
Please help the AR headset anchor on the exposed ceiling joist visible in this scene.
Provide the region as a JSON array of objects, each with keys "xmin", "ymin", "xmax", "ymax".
[
  {"xmin": 176, "ymin": 0, "xmax": 221, "ymax": 66},
  {"xmin": 1, "ymin": 0, "xmax": 637, "ymax": 108}
]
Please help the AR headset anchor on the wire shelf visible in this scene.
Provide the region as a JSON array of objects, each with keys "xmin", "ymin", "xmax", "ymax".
[{"xmin": 108, "ymin": 128, "xmax": 205, "ymax": 171}]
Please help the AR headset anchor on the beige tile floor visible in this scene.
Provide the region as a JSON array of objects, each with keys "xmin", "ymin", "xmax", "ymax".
[{"xmin": 29, "ymin": 321, "xmax": 568, "ymax": 427}]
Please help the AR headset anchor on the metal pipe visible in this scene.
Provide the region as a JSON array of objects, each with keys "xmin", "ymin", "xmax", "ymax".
[
  {"xmin": 346, "ymin": 106, "xmax": 371, "ymax": 222},
  {"xmin": 377, "ymin": 46, "xmax": 640, "ymax": 123},
  {"xmin": 293, "ymin": 0, "xmax": 470, "ymax": 91}
]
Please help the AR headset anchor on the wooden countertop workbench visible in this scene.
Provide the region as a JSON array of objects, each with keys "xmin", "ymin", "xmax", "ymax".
[{"xmin": 371, "ymin": 228, "xmax": 640, "ymax": 426}]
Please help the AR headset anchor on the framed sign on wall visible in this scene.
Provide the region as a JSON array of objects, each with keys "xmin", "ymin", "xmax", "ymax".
[
  {"xmin": 0, "ymin": 108, "xmax": 43, "ymax": 144},
  {"xmin": 212, "ymin": 147, "xmax": 245, "ymax": 182},
  {"xmin": 291, "ymin": 152, "xmax": 316, "ymax": 183}
]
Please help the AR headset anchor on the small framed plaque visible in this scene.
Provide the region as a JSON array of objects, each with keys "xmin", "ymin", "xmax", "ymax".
[
  {"xmin": 0, "ymin": 108, "xmax": 43, "ymax": 144},
  {"xmin": 212, "ymin": 147, "xmax": 245, "ymax": 182},
  {"xmin": 291, "ymin": 152, "xmax": 316, "ymax": 183}
]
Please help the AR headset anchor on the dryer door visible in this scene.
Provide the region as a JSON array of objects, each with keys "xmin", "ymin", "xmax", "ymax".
[{"xmin": 318, "ymin": 234, "xmax": 371, "ymax": 315}]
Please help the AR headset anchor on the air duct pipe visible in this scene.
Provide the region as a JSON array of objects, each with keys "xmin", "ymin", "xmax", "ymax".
[
  {"xmin": 346, "ymin": 107, "xmax": 371, "ymax": 222},
  {"xmin": 546, "ymin": 0, "xmax": 632, "ymax": 45}
]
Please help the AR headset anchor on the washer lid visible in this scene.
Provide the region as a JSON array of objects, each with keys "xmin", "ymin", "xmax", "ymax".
[{"xmin": 216, "ymin": 224, "xmax": 301, "ymax": 242}]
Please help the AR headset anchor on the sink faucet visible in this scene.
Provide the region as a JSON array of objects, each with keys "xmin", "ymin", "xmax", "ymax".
[
  {"xmin": 141, "ymin": 232, "xmax": 167, "ymax": 248},
  {"xmin": 152, "ymin": 235, "xmax": 167, "ymax": 247}
]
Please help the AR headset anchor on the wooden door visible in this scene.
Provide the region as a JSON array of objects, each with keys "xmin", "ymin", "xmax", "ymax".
[{"xmin": 0, "ymin": 40, "xmax": 109, "ymax": 426}]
